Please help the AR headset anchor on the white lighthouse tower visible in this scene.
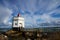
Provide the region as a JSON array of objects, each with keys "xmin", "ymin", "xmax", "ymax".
[{"xmin": 12, "ymin": 13, "xmax": 24, "ymax": 31}]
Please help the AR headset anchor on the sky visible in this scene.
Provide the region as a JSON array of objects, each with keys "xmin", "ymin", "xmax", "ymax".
[{"xmin": 0, "ymin": 0, "xmax": 60, "ymax": 28}]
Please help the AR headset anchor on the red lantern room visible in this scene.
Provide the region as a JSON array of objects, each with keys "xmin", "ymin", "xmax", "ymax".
[{"xmin": 17, "ymin": 13, "xmax": 20, "ymax": 17}]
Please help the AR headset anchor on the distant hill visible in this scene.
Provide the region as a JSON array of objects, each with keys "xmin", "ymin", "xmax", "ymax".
[
  {"xmin": 24, "ymin": 27, "xmax": 60, "ymax": 32},
  {"xmin": 0, "ymin": 27, "xmax": 60, "ymax": 33}
]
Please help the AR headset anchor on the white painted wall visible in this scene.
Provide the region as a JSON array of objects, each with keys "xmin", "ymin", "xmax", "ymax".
[{"xmin": 13, "ymin": 17, "xmax": 24, "ymax": 28}]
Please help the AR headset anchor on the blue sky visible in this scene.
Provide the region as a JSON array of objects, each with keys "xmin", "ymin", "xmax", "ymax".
[{"xmin": 0, "ymin": 0, "xmax": 60, "ymax": 28}]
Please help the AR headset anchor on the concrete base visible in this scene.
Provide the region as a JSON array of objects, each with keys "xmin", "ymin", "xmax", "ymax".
[{"xmin": 13, "ymin": 27, "xmax": 21, "ymax": 31}]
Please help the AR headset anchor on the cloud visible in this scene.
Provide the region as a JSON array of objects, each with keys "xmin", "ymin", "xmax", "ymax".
[
  {"xmin": 0, "ymin": 5, "xmax": 12, "ymax": 28},
  {"xmin": 0, "ymin": 0, "xmax": 60, "ymax": 28},
  {"xmin": 18, "ymin": 0, "xmax": 60, "ymax": 27}
]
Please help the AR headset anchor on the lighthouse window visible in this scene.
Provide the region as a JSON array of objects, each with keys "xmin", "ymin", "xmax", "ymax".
[{"xmin": 15, "ymin": 23, "xmax": 17, "ymax": 25}]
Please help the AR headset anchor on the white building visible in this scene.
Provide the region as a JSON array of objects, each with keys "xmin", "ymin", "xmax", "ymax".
[{"xmin": 12, "ymin": 13, "xmax": 24, "ymax": 30}]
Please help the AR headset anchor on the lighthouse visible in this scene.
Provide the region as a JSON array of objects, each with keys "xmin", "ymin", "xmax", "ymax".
[{"xmin": 12, "ymin": 13, "xmax": 24, "ymax": 31}]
